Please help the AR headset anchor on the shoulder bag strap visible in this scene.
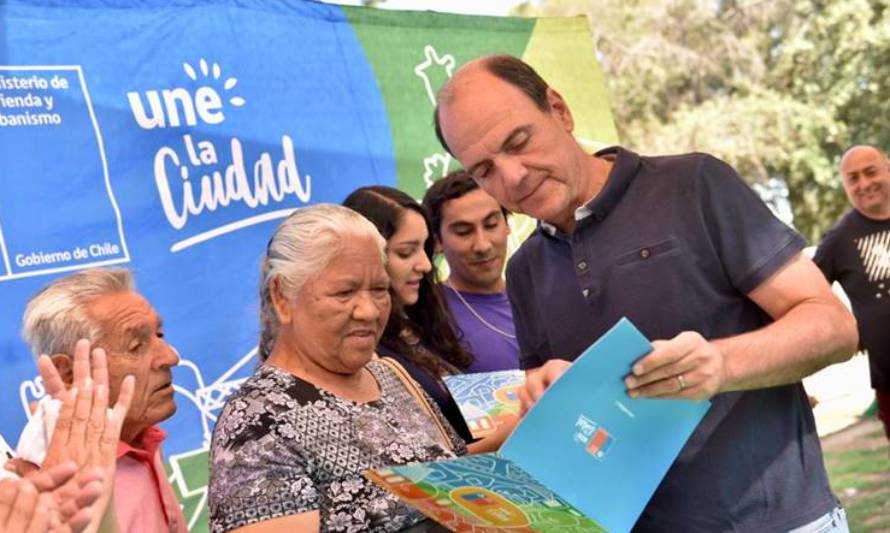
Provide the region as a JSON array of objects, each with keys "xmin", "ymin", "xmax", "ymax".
[{"xmin": 378, "ymin": 357, "xmax": 453, "ymax": 451}]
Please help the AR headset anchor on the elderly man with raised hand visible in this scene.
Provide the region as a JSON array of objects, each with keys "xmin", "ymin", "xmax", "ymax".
[
  {"xmin": 20, "ymin": 269, "xmax": 187, "ymax": 533},
  {"xmin": 815, "ymin": 144, "xmax": 890, "ymax": 455},
  {"xmin": 434, "ymin": 55, "xmax": 858, "ymax": 532}
]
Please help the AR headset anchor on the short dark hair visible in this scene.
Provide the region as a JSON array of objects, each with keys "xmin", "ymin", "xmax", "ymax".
[
  {"xmin": 422, "ymin": 169, "xmax": 509, "ymax": 238},
  {"xmin": 434, "ymin": 55, "xmax": 551, "ymax": 155}
]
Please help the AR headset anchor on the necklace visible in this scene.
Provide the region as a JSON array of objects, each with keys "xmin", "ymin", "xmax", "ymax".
[{"xmin": 445, "ymin": 282, "xmax": 517, "ymax": 340}]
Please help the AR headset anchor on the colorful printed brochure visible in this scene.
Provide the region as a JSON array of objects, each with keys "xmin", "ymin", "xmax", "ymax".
[
  {"xmin": 366, "ymin": 453, "xmax": 604, "ymax": 532},
  {"xmin": 442, "ymin": 369, "xmax": 525, "ymax": 439},
  {"xmin": 367, "ymin": 318, "xmax": 711, "ymax": 532}
]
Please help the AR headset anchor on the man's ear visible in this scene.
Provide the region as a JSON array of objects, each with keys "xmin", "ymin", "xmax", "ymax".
[
  {"xmin": 269, "ymin": 277, "xmax": 293, "ymax": 325},
  {"xmin": 546, "ymin": 87, "xmax": 574, "ymax": 133},
  {"xmin": 48, "ymin": 354, "xmax": 73, "ymax": 387}
]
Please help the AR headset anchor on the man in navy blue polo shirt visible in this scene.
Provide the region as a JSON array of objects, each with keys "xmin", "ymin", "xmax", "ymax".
[{"xmin": 433, "ymin": 55, "xmax": 858, "ymax": 532}]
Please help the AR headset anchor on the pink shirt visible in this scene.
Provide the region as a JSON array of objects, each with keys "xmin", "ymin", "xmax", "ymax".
[{"xmin": 114, "ymin": 427, "xmax": 188, "ymax": 533}]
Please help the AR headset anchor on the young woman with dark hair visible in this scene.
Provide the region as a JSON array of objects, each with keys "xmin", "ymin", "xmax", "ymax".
[{"xmin": 344, "ymin": 185, "xmax": 513, "ymax": 451}]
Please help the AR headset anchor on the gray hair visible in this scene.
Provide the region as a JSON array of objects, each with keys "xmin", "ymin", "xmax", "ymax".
[
  {"xmin": 22, "ymin": 269, "xmax": 134, "ymax": 359},
  {"xmin": 258, "ymin": 204, "xmax": 386, "ymax": 361}
]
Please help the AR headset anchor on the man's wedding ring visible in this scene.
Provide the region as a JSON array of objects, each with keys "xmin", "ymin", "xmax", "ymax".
[{"xmin": 676, "ymin": 374, "xmax": 688, "ymax": 391}]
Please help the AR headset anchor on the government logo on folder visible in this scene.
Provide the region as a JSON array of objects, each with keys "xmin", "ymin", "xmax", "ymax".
[{"xmin": 575, "ymin": 415, "xmax": 615, "ymax": 460}]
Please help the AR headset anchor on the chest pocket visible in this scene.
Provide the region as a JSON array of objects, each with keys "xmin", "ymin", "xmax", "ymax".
[
  {"xmin": 605, "ymin": 237, "xmax": 706, "ymax": 337},
  {"xmin": 615, "ymin": 238, "xmax": 680, "ymax": 266}
]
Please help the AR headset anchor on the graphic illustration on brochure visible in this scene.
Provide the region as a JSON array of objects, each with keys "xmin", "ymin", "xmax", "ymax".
[
  {"xmin": 367, "ymin": 453, "xmax": 606, "ymax": 532},
  {"xmin": 0, "ymin": 66, "xmax": 128, "ymax": 282},
  {"xmin": 443, "ymin": 369, "xmax": 525, "ymax": 439}
]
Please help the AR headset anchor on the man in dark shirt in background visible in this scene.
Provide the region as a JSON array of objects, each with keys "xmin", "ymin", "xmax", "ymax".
[{"xmin": 815, "ymin": 144, "xmax": 890, "ymax": 455}]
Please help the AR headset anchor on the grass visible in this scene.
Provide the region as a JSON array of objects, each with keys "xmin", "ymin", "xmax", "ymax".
[{"xmin": 823, "ymin": 416, "xmax": 890, "ymax": 532}]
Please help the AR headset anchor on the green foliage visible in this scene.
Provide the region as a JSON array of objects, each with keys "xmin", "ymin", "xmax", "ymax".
[{"xmin": 513, "ymin": 0, "xmax": 890, "ymax": 241}]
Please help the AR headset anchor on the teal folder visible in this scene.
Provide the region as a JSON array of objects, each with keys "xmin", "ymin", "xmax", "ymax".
[{"xmin": 368, "ymin": 318, "xmax": 710, "ymax": 532}]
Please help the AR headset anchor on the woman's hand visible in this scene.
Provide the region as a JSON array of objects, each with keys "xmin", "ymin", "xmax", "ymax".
[
  {"xmin": 0, "ymin": 460, "xmax": 105, "ymax": 533},
  {"xmin": 466, "ymin": 413, "xmax": 520, "ymax": 454}
]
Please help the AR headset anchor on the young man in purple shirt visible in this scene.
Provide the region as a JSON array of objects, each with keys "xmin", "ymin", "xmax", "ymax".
[{"xmin": 423, "ymin": 170, "xmax": 520, "ymax": 372}]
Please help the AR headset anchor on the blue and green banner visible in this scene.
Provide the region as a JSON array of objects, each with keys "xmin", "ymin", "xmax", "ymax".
[{"xmin": 0, "ymin": 1, "xmax": 617, "ymax": 529}]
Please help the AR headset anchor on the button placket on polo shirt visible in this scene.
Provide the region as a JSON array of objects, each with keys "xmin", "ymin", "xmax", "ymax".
[{"xmin": 571, "ymin": 228, "xmax": 599, "ymax": 304}]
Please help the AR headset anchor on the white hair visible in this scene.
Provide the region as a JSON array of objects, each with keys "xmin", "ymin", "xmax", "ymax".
[
  {"xmin": 22, "ymin": 269, "xmax": 134, "ymax": 359},
  {"xmin": 257, "ymin": 204, "xmax": 386, "ymax": 360}
]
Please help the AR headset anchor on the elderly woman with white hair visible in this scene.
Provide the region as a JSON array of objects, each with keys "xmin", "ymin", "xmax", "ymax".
[{"xmin": 209, "ymin": 204, "xmax": 465, "ymax": 533}]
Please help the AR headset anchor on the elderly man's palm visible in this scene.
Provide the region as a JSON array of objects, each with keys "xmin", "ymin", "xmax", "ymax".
[
  {"xmin": 33, "ymin": 339, "xmax": 134, "ymax": 532},
  {"xmin": 40, "ymin": 340, "xmax": 133, "ymax": 470}
]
